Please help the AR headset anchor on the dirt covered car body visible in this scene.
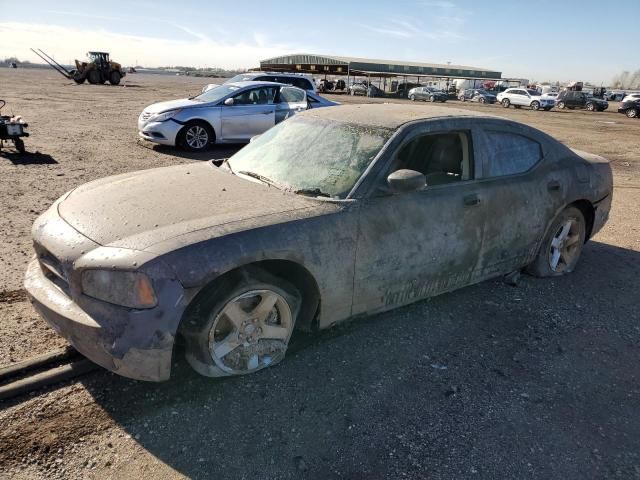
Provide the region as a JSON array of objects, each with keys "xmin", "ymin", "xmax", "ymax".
[{"xmin": 25, "ymin": 104, "xmax": 612, "ymax": 382}]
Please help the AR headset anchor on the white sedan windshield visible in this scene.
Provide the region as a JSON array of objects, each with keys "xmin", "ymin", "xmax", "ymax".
[{"xmin": 193, "ymin": 85, "xmax": 240, "ymax": 103}]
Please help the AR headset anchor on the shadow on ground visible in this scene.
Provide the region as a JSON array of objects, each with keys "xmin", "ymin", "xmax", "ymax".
[
  {"xmin": 0, "ymin": 150, "xmax": 57, "ymax": 165},
  {"xmin": 145, "ymin": 143, "xmax": 242, "ymax": 162},
  {"xmin": 71, "ymin": 241, "xmax": 640, "ymax": 478}
]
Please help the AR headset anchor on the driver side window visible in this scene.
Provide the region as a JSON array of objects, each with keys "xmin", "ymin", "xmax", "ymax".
[
  {"xmin": 232, "ymin": 87, "xmax": 277, "ymax": 105},
  {"xmin": 391, "ymin": 132, "xmax": 473, "ymax": 187}
]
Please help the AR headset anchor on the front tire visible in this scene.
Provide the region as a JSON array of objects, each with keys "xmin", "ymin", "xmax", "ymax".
[
  {"xmin": 502, "ymin": 99, "xmax": 510, "ymax": 108},
  {"xmin": 557, "ymin": 101, "xmax": 565, "ymax": 109},
  {"xmin": 526, "ymin": 206, "xmax": 586, "ymax": 277},
  {"xmin": 109, "ymin": 71, "xmax": 121, "ymax": 85},
  {"xmin": 429, "ymin": 95, "xmax": 436, "ymax": 103},
  {"xmin": 479, "ymin": 97, "xmax": 486, "ymax": 104},
  {"xmin": 181, "ymin": 268, "xmax": 301, "ymax": 377},
  {"xmin": 409, "ymin": 94, "xmax": 416, "ymax": 101},
  {"xmin": 530, "ymin": 101, "xmax": 540, "ymax": 111},
  {"xmin": 87, "ymin": 70, "xmax": 100, "ymax": 85},
  {"xmin": 586, "ymin": 102, "xmax": 595, "ymax": 111},
  {"xmin": 626, "ymin": 108, "xmax": 638, "ymax": 118},
  {"xmin": 179, "ymin": 121, "xmax": 213, "ymax": 152}
]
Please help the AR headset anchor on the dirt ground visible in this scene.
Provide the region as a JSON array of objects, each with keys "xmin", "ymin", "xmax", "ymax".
[{"xmin": 0, "ymin": 69, "xmax": 639, "ymax": 479}]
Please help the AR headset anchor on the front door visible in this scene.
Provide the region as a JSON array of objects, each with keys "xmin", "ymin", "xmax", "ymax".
[
  {"xmin": 220, "ymin": 86, "xmax": 276, "ymax": 141},
  {"xmin": 352, "ymin": 124, "xmax": 487, "ymax": 315}
]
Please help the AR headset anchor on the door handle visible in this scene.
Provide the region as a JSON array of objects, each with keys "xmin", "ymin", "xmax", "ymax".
[
  {"xmin": 547, "ymin": 180, "xmax": 561, "ymax": 191},
  {"xmin": 463, "ymin": 194, "xmax": 480, "ymax": 206},
  {"xmin": 261, "ymin": 111, "xmax": 272, "ymax": 115}
]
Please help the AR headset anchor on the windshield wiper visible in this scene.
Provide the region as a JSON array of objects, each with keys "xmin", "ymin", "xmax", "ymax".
[
  {"xmin": 294, "ymin": 188, "xmax": 331, "ymax": 198},
  {"xmin": 219, "ymin": 158, "xmax": 234, "ymax": 174},
  {"xmin": 237, "ymin": 170, "xmax": 285, "ymax": 190}
]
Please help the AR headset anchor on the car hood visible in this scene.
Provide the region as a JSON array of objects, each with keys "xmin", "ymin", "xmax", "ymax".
[
  {"xmin": 57, "ymin": 163, "xmax": 321, "ymax": 250},
  {"xmin": 143, "ymin": 98, "xmax": 203, "ymax": 115}
]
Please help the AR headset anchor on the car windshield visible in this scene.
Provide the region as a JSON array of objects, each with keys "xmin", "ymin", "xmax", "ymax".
[
  {"xmin": 193, "ymin": 84, "xmax": 241, "ymax": 103},
  {"xmin": 227, "ymin": 116, "xmax": 393, "ymax": 198},
  {"xmin": 225, "ymin": 74, "xmax": 255, "ymax": 84}
]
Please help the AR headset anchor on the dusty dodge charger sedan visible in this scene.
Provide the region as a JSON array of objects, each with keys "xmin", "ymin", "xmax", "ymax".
[{"xmin": 25, "ymin": 104, "xmax": 612, "ymax": 381}]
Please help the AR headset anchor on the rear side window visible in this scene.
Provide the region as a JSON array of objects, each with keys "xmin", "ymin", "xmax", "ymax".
[
  {"xmin": 290, "ymin": 78, "xmax": 312, "ymax": 90},
  {"xmin": 485, "ymin": 131, "xmax": 542, "ymax": 177}
]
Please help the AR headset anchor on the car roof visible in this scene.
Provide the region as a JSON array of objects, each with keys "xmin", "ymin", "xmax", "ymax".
[
  {"xmin": 301, "ymin": 103, "xmax": 499, "ymax": 129},
  {"xmin": 226, "ymin": 80, "xmax": 288, "ymax": 88},
  {"xmin": 240, "ymin": 72, "xmax": 313, "ymax": 79}
]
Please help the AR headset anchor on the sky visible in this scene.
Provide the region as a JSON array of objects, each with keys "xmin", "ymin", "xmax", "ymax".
[{"xmin": 0, "ymin": 0, "xmax": 638, "ymax": 84}]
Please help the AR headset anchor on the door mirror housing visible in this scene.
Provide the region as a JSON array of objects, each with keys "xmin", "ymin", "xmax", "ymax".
[
  {"xmin": 249, "ymin": 134, "xmax": 261, "ymax": 143},
  {"xmin": 224, "ymin": 98, "xmax": 234, "ymax": 106},
  {"xmin": 387, "ymin": 169, "xmax": 426, "ymax": 193}
]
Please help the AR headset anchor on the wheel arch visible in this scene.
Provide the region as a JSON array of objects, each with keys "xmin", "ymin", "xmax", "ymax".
[
  {"xmin": 179, "ymin": 259, "xmax": 321, "ymax": 336},
  {"xmin": 569, "ymin": 199, "xmax": 595, "ymax": 241},
  {"xmin": 177, "ymin": 118, "xmax": 217, "ymax": 145}
]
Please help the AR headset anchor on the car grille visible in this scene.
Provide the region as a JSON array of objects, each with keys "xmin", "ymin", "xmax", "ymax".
[{"xmin": 36, "ymin": 247, "xmax": 71, "ymax": 296}]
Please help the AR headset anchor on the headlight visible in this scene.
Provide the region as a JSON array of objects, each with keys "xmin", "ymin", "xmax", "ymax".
[
  {"xmin": 81, "ymin": 270, "xmax": 157, "ymax": 308},
  {"xmin": 149, "ymin": 109, "xmax": 182, "ymax": 123}
]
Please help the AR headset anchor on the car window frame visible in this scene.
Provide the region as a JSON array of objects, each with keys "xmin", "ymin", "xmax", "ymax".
[
  {"xmin": 351, "ymin": 119, "xmax": 483, "ymax": 199},
  {"xmin": 474, "ymin": 122, "xmax": 546, "ymax": 180}
]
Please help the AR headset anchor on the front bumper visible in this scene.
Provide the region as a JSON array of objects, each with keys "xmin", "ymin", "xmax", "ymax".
[
  {"xmin": 24, "ymin": 260, "xmax": 174, "ymax": 382},
  {"xmin": 137, "ymin": 119, "xmax": 181, "ymax": 146},
  {"xmin": 25, "ymin": 259, "xmax": 175, "ymax": 381}
]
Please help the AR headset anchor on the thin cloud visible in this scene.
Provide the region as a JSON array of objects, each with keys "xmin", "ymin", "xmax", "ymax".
[
  {"xmin": 360, "ymin": 14, "xmax": 467, "ymax": 42},
  {"xmin": 420, "ymin": 1, "xmax": 456, "ymax": 7},
  {"xmin": 0, "ymin": 22, "xmax": 307, "ymax": 69}
]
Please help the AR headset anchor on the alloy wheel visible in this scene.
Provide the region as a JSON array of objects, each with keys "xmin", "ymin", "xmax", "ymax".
[
  {"xmin": 208, "ymin": 289, "xmax": 293, "ymax": 375},
  {"xmin": 548, "ymin": 219, "xmax": 582, "ymax": 273},
  {"xmin": 185, "ymin": 125, "xmax": 209, "ymax": 150}
]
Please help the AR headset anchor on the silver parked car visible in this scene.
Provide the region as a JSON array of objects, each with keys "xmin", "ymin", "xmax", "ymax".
[
  {"xmin": 26, "ymin": 104, "xmax": 612, "ymax": 382},
  {"xmin": 138, "ymin": 81, "xmax": 310, "ymax": 151}
]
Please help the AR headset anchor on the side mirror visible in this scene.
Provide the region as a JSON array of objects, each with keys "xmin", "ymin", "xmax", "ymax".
[
  {"xmin": 387, "ymin": 169, "xmax": 426, "ymax": 193},
  {"xmin": 249, "ymin": 134, "xmax": 261, "ymax": 143},
  {"xmin": 224, "ymin": 98, "xmax": 234, "ymax": 106}
]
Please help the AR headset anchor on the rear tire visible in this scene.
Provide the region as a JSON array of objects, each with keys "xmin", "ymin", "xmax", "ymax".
[
  {"xmin": 502, "ymin": 99, "xmax": 510, "ymax": 108},
  {"xmin": 179, "ymin": 121, "xmax": 214, "ymax": 152},
  {"xmin": 181, "ymin": 268, "xmax": 301, "ymax": 377},
  {"xmin": 87, "ymin": 70, "xmax": 100, "ymax": 85},
  {"xmin": 109, "ymin": 71, "xmax": 121, "ymax": 85},
  {"xmin": 526, "ymin": 206, "xmax": 586, "ymax": 277}
]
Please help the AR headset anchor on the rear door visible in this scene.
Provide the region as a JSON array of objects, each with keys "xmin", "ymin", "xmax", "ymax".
[
  {"xmin": 220, "ymin": 86, "xmax": 277, "ymax": 141},
  {"xmin": 473, "ymin": 123, "xmax": 552, "ymax": 276},
  {"xmin": 275, "ymin": 86, "xmax": 307, "ymax": 124}
]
